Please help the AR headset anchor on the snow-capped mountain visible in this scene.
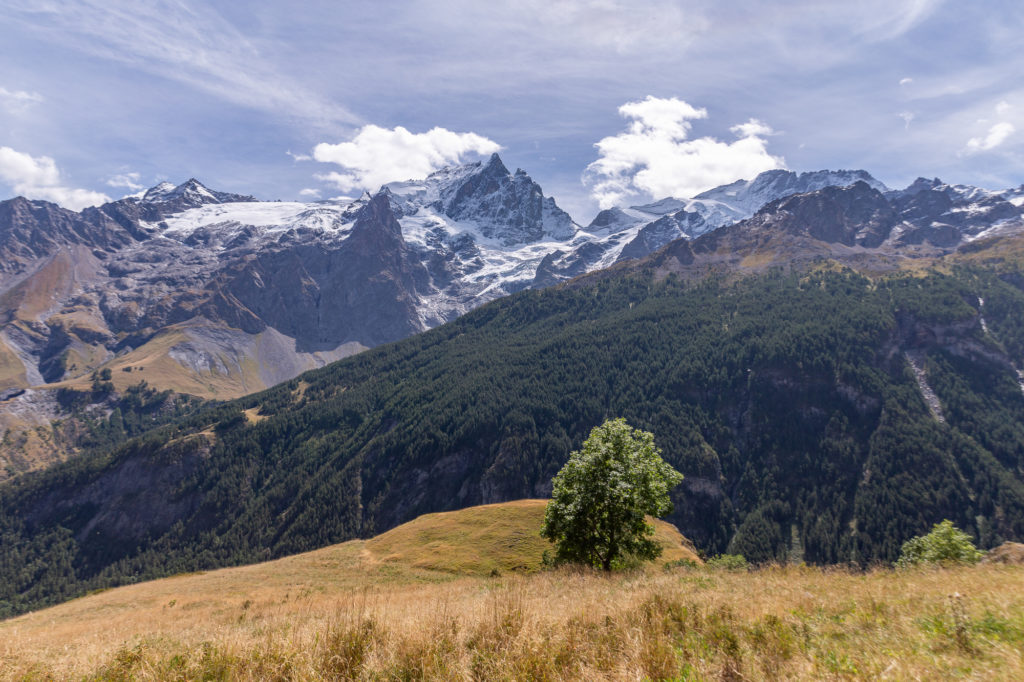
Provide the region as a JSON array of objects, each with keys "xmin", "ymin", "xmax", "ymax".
[
  {"xmin": 1, "ymin": 158, "xmax": 1022, "ymax": 425},
  {"xmin": 530, "ymin": 169, "xmax": 895, "ymax": 284},
  {"xmin": 1003, "ymin": 184, "xmax": 1024, "ymax": 207}
]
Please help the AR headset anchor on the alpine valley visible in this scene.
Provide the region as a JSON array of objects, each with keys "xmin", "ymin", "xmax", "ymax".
[{"xmin": 4, "ymin": 155, "xmax": 1024, "ymax": 617}]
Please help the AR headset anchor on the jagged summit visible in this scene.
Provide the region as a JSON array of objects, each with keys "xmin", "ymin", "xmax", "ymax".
[
  {"xmin": 892, "ymin": 176, "xmax": 1002, "ymax": 207},
  {"xmin": 382, "ymin": 153, "xmax": 577, "ymax": 245},
  {"xmin": 581, "ymin": 168, "xmax": 890, "ymax": 260},
  {"xmin": 139, "ymin": 178, "xmax": 255, "ymax": 209},
  {"xmin": 695, "ymin": 169, "xmax": 888, "ymax": 215}
]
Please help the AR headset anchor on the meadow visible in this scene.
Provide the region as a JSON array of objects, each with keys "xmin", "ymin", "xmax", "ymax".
[{"xmin": 2, "ymin": 501, "xmax": 1022, "ymax": 680}]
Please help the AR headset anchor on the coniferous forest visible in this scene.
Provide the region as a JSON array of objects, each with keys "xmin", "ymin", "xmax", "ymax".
[{"xmin": 3, "ymin": 257, "xmax": 1024, "ymax": 617}]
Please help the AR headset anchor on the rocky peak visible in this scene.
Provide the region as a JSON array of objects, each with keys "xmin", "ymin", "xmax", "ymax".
[
  {"xmin": 140, "ymin": 178, "xmax": 255, "ymax": 210},
  {"xmin": 695, "ymin": 169, "xmax": 888, "ymax": 216},
  {"xmin": 436, "ymin": 153, "xmax": 576, "ymax": 245},
  {"xmin": 748, "ymin": 181, "xmax": 898, "ymax": 247},
  {"xmin": 899, "ymin": 177, "xmax": 943, "ymax": 196},
  {"xmin": 348, "ymin": 191, "xmax": 407, "ymax": 255},
  {"xmin": 0, "ymin": 196, "xmax": 136, "ymax": 273},
  {"xmin": 587, "ymin": 207, "xmax": 640, "ymax": 232}
]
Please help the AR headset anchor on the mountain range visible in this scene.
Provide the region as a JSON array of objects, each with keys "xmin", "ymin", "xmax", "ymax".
[
  {"xmin": 2, "ymin": 156, "xmax": 1024, "ymax": 475},
  {"xmin": 3, "ymin": 151, "xmax": 1024, "ymax": 615}
]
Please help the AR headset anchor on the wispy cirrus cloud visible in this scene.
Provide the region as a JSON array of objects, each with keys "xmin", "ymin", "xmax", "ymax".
[
  {"xmin": 0, "ymin": 86, "xmax": 43, "ymax": 106},
  {"xmin": 5, "ymin": 0, "xmax": 358, "ymax": 130},
  {"xmin": 312, "ymin": 125, "xmax": 501, "ymax": 192},
  {"xmin": 105, "ymin": 171, "xmax": 143, "ymax": 192},
  {"xmin": 0, "ymin": 146, "xmax": 110, "ymax": 209},
  {"xmin": 583, "ymin": 97, "xmax": 785, "ymax": 207}
]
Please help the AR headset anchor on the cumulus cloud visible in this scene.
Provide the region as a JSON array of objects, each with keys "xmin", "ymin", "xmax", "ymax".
[
  {"xmin": 312, "ymin": 125, "xmax": 502, "ymax": 192},
  {"xmin": 899, "ymin": 111, "xmax": 915, "ymax": 129},
  {"xmin": 966, "ymin": 121, "xmax": 1015, "ymax": 153},
  {"xmin": 583, "ymin": 96, "xmax": 785, "ymax": 208},
  {"xmin": 0, "ymin": 147, "xmax": 110, "ymax": 210},
  {"xmin": 299, "ymin": 188, "xmax": 321, "ymax": 198},
  {"xmin": 106, "ymin": 172, "xmax": 143, "ymax": 191},
  {"xmin": 899, "ymin": 77, "xmax": 914, "ymax": 86}
]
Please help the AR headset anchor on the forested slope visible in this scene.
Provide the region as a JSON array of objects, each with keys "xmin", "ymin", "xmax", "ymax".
[{"xmin": 4, "ymin": 243, "xmax": 1024, "ymax": 616}]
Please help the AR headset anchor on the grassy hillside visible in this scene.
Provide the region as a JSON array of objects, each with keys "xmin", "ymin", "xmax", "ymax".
[
  {"xmin": 0, "ymin": 501, "xmax": 1021, "ymax": 680},
  {"xmin": 5, "ymin": 244, "xmax": 1024, "ymax": 617}
]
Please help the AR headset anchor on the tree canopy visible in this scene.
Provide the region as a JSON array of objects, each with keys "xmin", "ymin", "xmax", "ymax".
[{"xmin": 541, "ymin": 418, "xmax": 684, "ymax": 570}]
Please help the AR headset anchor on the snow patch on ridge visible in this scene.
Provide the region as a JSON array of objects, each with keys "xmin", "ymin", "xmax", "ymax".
[{"xmin": 145, "ymin": 201, "xmax": 356, "ymax": 245}]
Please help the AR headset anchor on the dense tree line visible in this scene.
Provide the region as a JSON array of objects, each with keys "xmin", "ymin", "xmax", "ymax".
[{"xmin": 3, "ymin": 261, "xmax": 1024, "ymax": 616}]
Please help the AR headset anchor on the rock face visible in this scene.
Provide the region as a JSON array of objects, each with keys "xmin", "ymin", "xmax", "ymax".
[
  {"xmin": 1, "ymin": 163, "xmax": 1022, "ymax": 418},
  {"xmin": 749, "ymin": 182, "xmax": 899, "ymax": 247},
  {"xmin": 436, "ymin": 154, "xmax": 575, "ymax": 244},
  {"xmin": 642, "ymin": 176, "xmax": 1024, "ymax": 280}
]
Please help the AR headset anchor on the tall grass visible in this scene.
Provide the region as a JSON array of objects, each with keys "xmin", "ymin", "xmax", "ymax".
[{"xmin": 4, "ymin": 564, "xmax": 1023, "ymax": 680}]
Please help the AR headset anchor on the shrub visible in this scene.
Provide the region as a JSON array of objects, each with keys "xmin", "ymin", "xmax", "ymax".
[
  {"xmin": 895, "ymin": 520, "xmax": 983, "ymax": 568},
  {"xmin": 706, "ymin": 554, "xmax": 749, "ymax": 571}
]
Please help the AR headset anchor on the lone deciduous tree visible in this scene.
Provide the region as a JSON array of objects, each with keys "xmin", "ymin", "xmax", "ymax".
[{"xmin": 541, "ymin": 418, "xmax": 684, "ymax": 571}]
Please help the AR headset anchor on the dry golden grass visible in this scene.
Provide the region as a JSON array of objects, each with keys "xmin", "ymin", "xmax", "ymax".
[
  {"xmin": 3, "ymin": 252, "xmax": 75, "ymax": 322},
  {"xmin": 2, "ymin": 503, "xmax": 1023, "ymax": 681},
  {"xmin": 242, "ymin": 407, "xmax": 267, "ymax": 424},
  {"xmin": 365, "ymin": 499, "xmax": 698, "ymax": 576},
  {"xmin": 56, "ymin": 327, "xmax": 265, "ymax": 400},
  {"xmin": 0, "ymin": 336, "xmax": 27, "ymax": 392}
]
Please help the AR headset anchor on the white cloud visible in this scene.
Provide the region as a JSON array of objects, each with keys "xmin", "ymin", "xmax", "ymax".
[
  {"xmin": 852, "ymin": 0, "xmax": 944, "ymax": 42},
  {"xmin": 299, "ymin": 188, "xmax": 321, "ymax": 198},
  {"xmin": 899, "ymin": 77, "xmax": 914, "ymax": 86},
  {"xmin": 0, "ymin": 86, "xmax": 44, "ymax": 110},
  {"xmin": 0, "ymin": 147, "xmax": 110, "ymax": 210},
  {"xmin": 106, "ymin": 172, "xmax": 143, "ymax": 191},
  {"xmin": 312, "ymin": 125, "xmax": 502, "ymax": 192},
  {"xmin": 414, "ymin": 0, "xmax": 709, "ymax": 56},
  {"xmin": 730, "ymin": 119, "xmax": 775, "ymax": 138},
  {"xmin": 966, "ymin": 122, "xmax": 1015, "ymax": 153},
  {"xmin": 522, "ymin": 0, "xmax": 708, "ymax": 54},
  {"xmin": 898, "ymin": 111, "xmax": 915, "ymax": 129},
  {"xmin": 583, "ymin": 96, "xmax": 785, "ymax": 208},
  {"xmin": 996, "ymin": 100, "xmax": 1011, "ymax": 115},
  {"xmin": 9, "ymin": 1, "xmax": 357, "ymax": 130}
]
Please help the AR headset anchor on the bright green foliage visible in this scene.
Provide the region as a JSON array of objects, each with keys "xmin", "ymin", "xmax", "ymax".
[
  {"xmin": 706, "ymin": 554, "xmax": 749, "ymax": 570},
  {"xmin": 895, "ymin": 520, "xmax": 984, "ymax": 568},
  {"xmin": 541, "ymin": 418, "xmax": 684, "ymax": 571}
]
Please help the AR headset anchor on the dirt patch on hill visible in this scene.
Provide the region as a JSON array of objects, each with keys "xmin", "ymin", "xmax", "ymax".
[{"xmin": 981, "ymin": 541, "xmax": 1024, "ymax": 564}]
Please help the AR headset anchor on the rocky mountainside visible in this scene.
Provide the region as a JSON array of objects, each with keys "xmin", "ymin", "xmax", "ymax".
[
  {"xmin": 625, "ymin": 179, "xmax": 1024, "ymax": 282},
  {"xmin": 1, "ymin": 157, "xmax": 1023, "ymax": 475}
]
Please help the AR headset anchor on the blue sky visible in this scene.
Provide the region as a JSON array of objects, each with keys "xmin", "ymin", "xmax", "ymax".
[{"xmin": 0, "ymin": 0, "xmax": 1021, "ymax": 222}]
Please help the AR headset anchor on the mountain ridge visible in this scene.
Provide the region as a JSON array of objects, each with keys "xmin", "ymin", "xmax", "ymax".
[{"xmin": 1, "ymin": 158, "xmax": 1022, "ymax": 477}]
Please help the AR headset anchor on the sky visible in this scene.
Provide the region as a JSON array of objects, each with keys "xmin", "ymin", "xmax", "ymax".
[{"xmin": 0, "ymin": 0, "xmax": 1022, "ymax": 223}]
